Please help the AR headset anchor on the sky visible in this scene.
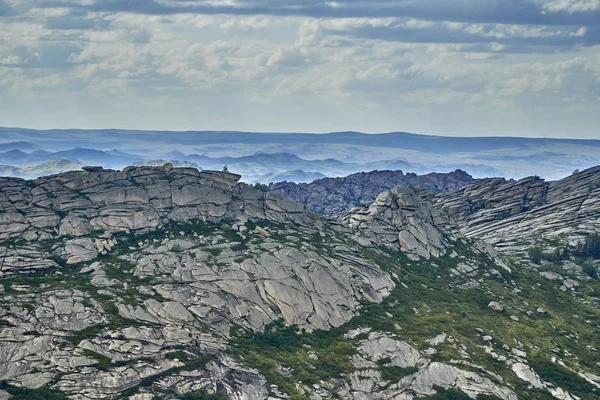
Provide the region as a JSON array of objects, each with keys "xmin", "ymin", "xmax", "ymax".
[{"xmin": 0, "ymin": 0, "xmax": 599, "ymax": 139}]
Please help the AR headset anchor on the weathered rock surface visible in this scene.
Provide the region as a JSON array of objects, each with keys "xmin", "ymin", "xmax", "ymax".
[
  {"xmin": 154, "ymin": 355, "xmax": 269, "ymax": 399},
  {"xmin": 313, "ymin": 332, "xmax": 518, "ymax": 400},
  {"xmin": 0, "ymin": 166, "xmax": 329, "ymax": 275},
  {"xmin": 270, "ymin": 169, "xmax": 475, "ymax": 216},
  {"xmin": 115, "ymin": 236, "xmax": 393, "ymax": 333},
  {"xmin": 339, "ymin": 186, "xmax": 449, "ymax": 259},
  {"xmin": 0, "ymin": 167, "xmax": 399, "ymax": 399},
  {"xmin": 0, "ymin": 165, "xmax": 598, "ymax": 400},
  {"xmin": 0, "ymin": 166, "xmax": 316, "ymax": 244},
  {"xmin": 433, "ymin": 166, "xmax": 600, "ymax": 253}
]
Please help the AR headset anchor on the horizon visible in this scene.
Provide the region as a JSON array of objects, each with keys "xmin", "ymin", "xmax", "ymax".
[
  {"xmin": 1, "ymin": 0, "xmax": 599, "ymax": 138},
  {"xmin": 0, "ymin": 126, "xmax": 598, "ymax": 141},
  {"xmin": 1, "ymin": 126, "xmax": 599, "ymax": 182}
]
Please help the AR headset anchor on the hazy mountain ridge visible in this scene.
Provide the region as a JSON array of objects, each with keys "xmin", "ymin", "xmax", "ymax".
[
  {"xmin": 1, "ymin": 128, "xmax": 599, "ymax": 180},
  {"xmin": 0, "ymin": 159, "xmax": 85, "ymax": 180}
]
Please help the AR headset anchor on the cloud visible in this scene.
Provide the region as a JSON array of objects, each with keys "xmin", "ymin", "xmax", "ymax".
[
  {"xmin": 44, "ymin": 10, "xmax": 112, "ymax": 30},
  {"xmin": 0, "ymin": 0, "xmax": 598, "ymax": 137},
  {"xmin": 43, "ymin": 0, "xmax": 599, "ymax": 27},
  {"xmin": 541, "ymin": 0, "xmax": 600, "ymax": 13},
  {"xmin": 337, "ymin": 20, "xmax": 600, "ymax": 51},
  {"xmin": 0, "ymin": 0, "xmax": 13, "ymax": 16}
]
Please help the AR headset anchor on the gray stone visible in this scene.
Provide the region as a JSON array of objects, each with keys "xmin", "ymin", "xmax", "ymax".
[
  {"xmin": 488, "ymin": 301, "xmax": 505, "ymax": 312},
  {"xmin": 64, "ymin": 238, "xmax": 98, "ymax": 264}
]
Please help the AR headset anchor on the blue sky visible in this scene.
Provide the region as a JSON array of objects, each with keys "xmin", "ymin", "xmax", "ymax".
[{"xmin": 0, "ymin": 0, "xmax": 599, "ymax": 138}]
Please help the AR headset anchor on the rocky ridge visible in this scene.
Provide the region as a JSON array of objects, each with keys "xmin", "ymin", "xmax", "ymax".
[
  {"xmin": 0, "ymin": 165, "xmax": 312, "ymax": 243},
  {"xmin": 0, "ymin": 165, "xmax": 395, "ymax": 332},
  {"xmin": 432, "ymin": 166, "xmax": 600, "ymax": 253},
  {"xmin": 269, "ymin": 169, "xmax": 475, "ymax": 216}
]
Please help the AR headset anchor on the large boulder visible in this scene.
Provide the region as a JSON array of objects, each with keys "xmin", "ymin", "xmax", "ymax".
[{"xmin": 64, "ymin": 238, "xmax": 98, "ymax": 264}]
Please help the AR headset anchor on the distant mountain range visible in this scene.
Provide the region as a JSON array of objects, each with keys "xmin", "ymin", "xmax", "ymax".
[
  {"xmin": 0, "ymin": 127, "xmax": 598, "ymax": 180},
  {"xmin": 0, "ymin": 141, "xmax": 41, "ymax": 152},
  {"xmin": 0, "ymin": 148, "xmax": 141, "ymax": 166},
  {"xmin": 0, "ymin": 159, "xmax": 84, "ymax": 179}
]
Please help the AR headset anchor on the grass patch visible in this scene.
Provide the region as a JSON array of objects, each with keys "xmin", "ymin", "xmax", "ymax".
[
  {"xmin": 424, "ymin": 386, "xmax": 499, "ymax": 399},
  {"xmin": 378, "ymin": 364, "xmax": 418, "ymax": 385},
  {"xmin": 230, "ymin": 320, "xmax": 357, "ymax": 400},
  {"xmin": 0, "ymin": 382, "xmax": 69, "ymax": 400},
  {"xmin": 177, "ymin": 389, "xmax": 228, "ymax": 400}
]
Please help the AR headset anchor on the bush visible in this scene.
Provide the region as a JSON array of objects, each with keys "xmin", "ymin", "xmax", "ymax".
[
  {"xmin": 529, "ymin": 355, "xmax": 599, "ymax": 400},
  {"xmin": 575, "ymin": 234, "xmax": 600, "ymax": 259},
  {"xmin": 0, "ymin": 383, "xmax": 69, "ymax": 400},
  {"xmin": 379, "ymin": 365, "xmax": 418, "ymax": 383},
  {"xmin": 178, "ymin": 389, "xmax": 227, "ymax": 399},
  {"xmin": 528, "ymin": 247, "xmax": 543, "ymax": 264},
  {"xmin": 582, "ymin": 261, "xmax": 598, "ymax": 279},
  {"xmin": 424, "ymin": 386, "xmax": 474, "ymax": 399},
  {"xmin": 251, "ymin": 183, "xmax": 269, "ymax": 192}
]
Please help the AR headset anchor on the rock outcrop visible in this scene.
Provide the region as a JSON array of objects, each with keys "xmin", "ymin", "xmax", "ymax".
[
  {"xmin": 432, "ymin": 166, "xmax": 600, "ymax": 253},
  {"xmin": 0, "ymin": 165, "xmax": 314, "ymax": 245},
  {"xmin": 269, "ymin": 169, "xmax": 475, "ymax": 216},
  {"xmin": 339, "ymin": 186, "xmax": 449, "ymax": 259},
  {"xmin": 313, "ymin": 331, "xmax": 518, "ymax": 400}
]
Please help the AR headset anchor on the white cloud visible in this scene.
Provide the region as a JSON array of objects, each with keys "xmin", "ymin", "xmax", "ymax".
[
  {"xmin": 0, "ymin": 1, "xmax": 598, "ymax": 136},
  {"xmin": 541, "ymin": 0, "xmax": 600, "ymax": 13}
]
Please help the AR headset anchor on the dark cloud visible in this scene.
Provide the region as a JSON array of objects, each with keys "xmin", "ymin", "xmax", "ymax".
[
  {"xmin": 44, "ymin": 10, "xmax": 112, "ymax": 30},
  {"xmin": 58, "ymin": 0, "xmax": 600, "ymax": 27}
]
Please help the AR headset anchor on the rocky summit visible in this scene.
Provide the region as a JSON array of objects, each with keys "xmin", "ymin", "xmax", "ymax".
[{"xmin": 0, "ymin": 165, "xmax": 599, "ymax": 400}]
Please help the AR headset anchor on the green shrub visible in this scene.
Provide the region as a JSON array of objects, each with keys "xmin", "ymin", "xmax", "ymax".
[
  {"xmin": 251, "ymin": 183, "xmax": 269, "ymax": 192},
  {"xmin": 529, "ymin": 355, "xmax": 599, "ymax": 400},
  {"xmin": 423, "ymin": 386, "xmax": 474, "ymax": 399},
  {"xmin": 528, "ymin": 247, "xmax": 543, "ymax": 264},
  {"xmin": 379, "ymin": 365, "xmax": 418, "ymax": 383},
  {"xmin": 582, "ymin": 261, "xmax": 598, "ymax": 279},
  {"xmin": 178, "ymin": 389, "xmax": 227, "ymax": 399},
  {"xmin": 0, "ymin": 383, "xmax": 69, "ymax": 400},
  {"xmin": 575, "ymin": 234, "xmax": 600, "ymax": 259}
]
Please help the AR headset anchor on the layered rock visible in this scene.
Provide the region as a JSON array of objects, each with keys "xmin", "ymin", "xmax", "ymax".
[
  {"xmin": 0, "ymin": 166, "xmax": 399, "ymax": 399},
  {"xmin": 433, "ymin": 166, "xmax": 600, "ymax": 253},
  {"xmin": 0, "ymin": 166, "xmax": 316, "ymax": 239},
  {"xmin": 0, "ymin": 166, "xmax": 321, "ymax": 272},
  {"xmin": 113, "ymin": 239, "xmax": 393, "ymax": 333},
  {"xmin": 269, "ymin": 169, "xmax": 475, "ymax": 216},
  {"xmin": 1, "ymin": 165, "xmax": 596, "ymax": 400}
]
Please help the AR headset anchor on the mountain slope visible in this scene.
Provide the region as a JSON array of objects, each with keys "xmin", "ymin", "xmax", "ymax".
[
  {"xmin": 0, "ymin": 159, "xmax": 84, "ymax": 179},
  {"xmin": 0, "ymin": 166, "xmax": 598, "ymax": 400},
  {"xmin": 0, "ymin": 141, "xmax": 40, "ymax": 152}
]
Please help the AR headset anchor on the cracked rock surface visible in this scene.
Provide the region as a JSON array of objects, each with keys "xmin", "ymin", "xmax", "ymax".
[{"xmin": 0, "ymin": 166, "xmax": 598, "ymax": 400}]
